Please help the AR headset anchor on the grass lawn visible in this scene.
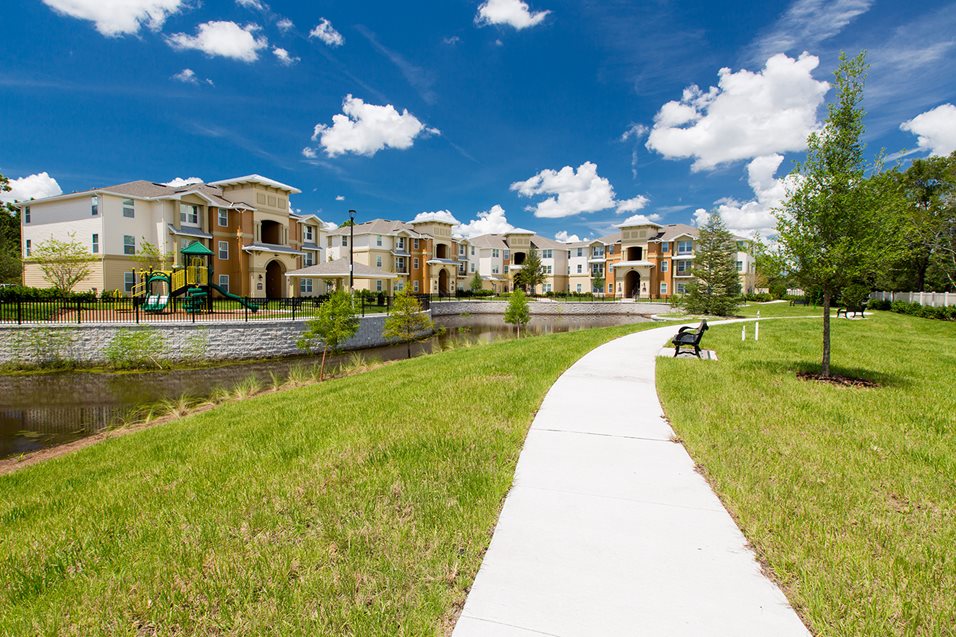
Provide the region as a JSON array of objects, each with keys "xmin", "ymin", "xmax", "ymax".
[
  {"xmin": 657, "ymin": 311, "xmax": 955, "ymax": 635},
  {"xmin": 0, "ymin": 320, "xmax": 666, "ymax": 635}
]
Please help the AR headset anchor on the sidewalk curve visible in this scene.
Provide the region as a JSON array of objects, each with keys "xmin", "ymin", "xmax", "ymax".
[{"xmin": 453, "ymin": 321, "xmax": 811, "ymax": 637}]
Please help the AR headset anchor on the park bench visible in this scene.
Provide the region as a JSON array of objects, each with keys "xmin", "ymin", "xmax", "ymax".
[
  {"xmin": 836, "ymin": 305, "xmax": 865, "ymax": 319},
  {"xmin": 672, "ymin": 320, "xmax": 709, "ymax": 358},
  {"xmin": 790, "ymin": 298, "xmax": 809, "ymax": 306}
]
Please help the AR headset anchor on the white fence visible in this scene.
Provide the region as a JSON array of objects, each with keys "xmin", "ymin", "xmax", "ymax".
[{"xmin": 870, "ymin": 291, "xmax": 954, "ymax": 307}]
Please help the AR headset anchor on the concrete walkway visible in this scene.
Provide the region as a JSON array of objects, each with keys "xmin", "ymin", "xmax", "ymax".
[{"xmin": 453, "ymin": 322, "xmax": 811, "ymax": 637}]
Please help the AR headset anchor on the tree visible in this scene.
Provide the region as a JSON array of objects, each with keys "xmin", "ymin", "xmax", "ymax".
[
  {"xmin": 383, "ymin": 287, "xmax": 434, "ymax": 358},
  {"xmin": 775, "ymin": 52, "xmax": 904, "ymax": 377},
  {"xmin": 504, "ymin": 288, "xmax": 531, "ymax": 336},
  {"xmin": 592, "ymin": 274, "xmax": 605, "ymax": 296},
  {"xmin": 133, "ymin": 240, "xmax": 174, "ymax": 271},
  {"xmin": 469, "ymin": 270, "xmax": 483, "ymax": 293},
  {"xmin": 679, "ymin": 213, "xmax": 741, "ymax": 316},
  {"xmin": 28, "ymin": 233, "xmax": 97, "ymax": 293},
  {"xmin": 296, "ymin": 290, "xmax": 359, "ymax": 380},
  {"xmin": 0, "ymin": 173, "xmax": 22, "ymax": 284},
  {"xmin": 514, "ymin": 246, "xmax": 545, "ymax": 295}
]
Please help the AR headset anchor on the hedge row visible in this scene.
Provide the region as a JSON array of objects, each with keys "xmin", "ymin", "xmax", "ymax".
[{"xmin": 868, "ymin": 298, "xmax": 956, "ymax": 321}]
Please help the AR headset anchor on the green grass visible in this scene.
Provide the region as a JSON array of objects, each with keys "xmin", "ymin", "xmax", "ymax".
[
  {"xmin": 657, "ymin": 311, "xmax": 955, "ymax": 636},
  {"xmin": 0, "ymin": 321, "xmax": 667, "ymax": 636}
]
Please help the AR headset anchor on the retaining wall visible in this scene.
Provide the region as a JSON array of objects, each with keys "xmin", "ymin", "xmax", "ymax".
[
  {"xmin": 429, "ymin": 300, "xmax": 671, "ymax": 316},
  {"xmin": 0, "ymin": 313, "xmax": 433, "ymax": 367}
]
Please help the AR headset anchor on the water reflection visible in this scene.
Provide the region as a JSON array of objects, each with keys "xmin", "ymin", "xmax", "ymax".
[{"xmin": 0, "ymin": 315, "xmax": 650, "ymax": 459}]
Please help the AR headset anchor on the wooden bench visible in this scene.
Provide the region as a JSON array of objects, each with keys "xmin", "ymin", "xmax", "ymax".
[
  {"xmin": 836, "ymin": 305, "xmax": 865, "ymax": 319},
  {"xmin": 789, "ymin": 298, "xmax": 809, "ymax": 306},
  {"xmin": 672, "ymin": 320, "xmax": 709, "ymax": 358}
]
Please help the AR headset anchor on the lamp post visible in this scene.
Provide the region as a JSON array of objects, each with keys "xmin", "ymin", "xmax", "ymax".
[{"xmin": 348, "ymin": 209, "xmax": 356, "ymax": 292}]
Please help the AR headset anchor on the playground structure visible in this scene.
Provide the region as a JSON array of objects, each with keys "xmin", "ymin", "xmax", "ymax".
[{"xmin": 132, "ymin": 241, "xmax": 259, "ymax": 314}]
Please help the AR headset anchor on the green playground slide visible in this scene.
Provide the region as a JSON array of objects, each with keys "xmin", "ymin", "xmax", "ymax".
[
  {"xmin": 209, "ymin": 283, "xmax": 260, "ymax": 312},
  {"xmin": 141, "ymin": 294, "xmax": 170, "ymax": 312}
]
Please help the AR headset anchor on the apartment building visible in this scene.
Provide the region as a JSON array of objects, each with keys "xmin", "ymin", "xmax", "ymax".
[{"xmin": 18, "ymin": 174, "xmax": 325, "ymax": 298}]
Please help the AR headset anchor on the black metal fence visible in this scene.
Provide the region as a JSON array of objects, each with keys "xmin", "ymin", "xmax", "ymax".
[
  {"xmin": 0, "ymin": 294, "xmax": 432, "ymax": 325},
  {"xmin": 424, "ymin": 291, "xmax": 673, "ymax": 303}
]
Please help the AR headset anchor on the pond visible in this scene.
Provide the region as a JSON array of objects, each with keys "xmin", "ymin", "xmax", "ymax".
[{"xmin": 0, "ymin": 314, "xmax": 652, "ymax": 460}]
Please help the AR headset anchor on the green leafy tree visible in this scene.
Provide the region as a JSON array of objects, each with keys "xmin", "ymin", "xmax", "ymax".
[
  {"xmin": 775, "ymin": 52, "xmax": 904, "ymax": 376},
  {"xmin": 469, "ymin": 270, "xmax": 483, "ymax": 293},
  {"xmin": 514, "ymin": 246, "xmax": 545, "ymax": 295},
  {"xmin": 133, "ymin": 239, "xmax": 174, "ymax": 271},
  {"xmin": 592, "ymin": 274, "xmax": 605, "ymax": 295},
  {"xmin": 28, "ymin": 233, "xmax": 97, "ymax": 293},
  {"xmin": 383, "ymin": 287, "xmax": 434, "ymax": 358},
  {"xmin": 503, "ymin": 287, "xmax": 531, "ymax": 336},
  {"xmin": 297, "ymin": 290, "xmax": 360, "ymax": 379},
  {"xmin": 680, "ymin": 213, "xmax": 741, "ymax": 316},
  {"xmin": 0, "ymin": 173, "xmax": 22, "ymax": 284}
]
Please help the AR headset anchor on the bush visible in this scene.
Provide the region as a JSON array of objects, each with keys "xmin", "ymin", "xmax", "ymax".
[
  {"xmin": 868, "ymin": 298, "xmax": 955, "ymax": 321},
  {"xmin": 0, "ymin": 285, "xmax": 97, "ymax": 302},
  {"xmin": 104, "ymin": 327, "xmax": 167, "ymax": 369},
  {"xmin": 744, "ymin": 292, "xmax": 773, "ymax": 302},
  {"xmin": 867, "ymin": 298, "xmax": 891, "ymax": 311}
]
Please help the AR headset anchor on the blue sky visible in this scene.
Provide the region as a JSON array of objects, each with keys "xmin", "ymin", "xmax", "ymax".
[{"xmin": 3, "ymin": 0, "xmax": 956, "ymax": 241}]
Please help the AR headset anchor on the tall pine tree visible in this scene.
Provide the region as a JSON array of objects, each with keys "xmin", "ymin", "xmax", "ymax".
[{"xmin": 680, "ymin": 213, "xmax": 741, "ymax": 316}]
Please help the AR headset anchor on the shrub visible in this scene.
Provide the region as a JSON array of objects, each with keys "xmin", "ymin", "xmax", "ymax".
[
  {"xmin": 104, "ymin": 327, "xmax": 167, "ymax": 369},
  {"xmin": 12, "ymin": 327, "xmax": 77, "ymax": 369}
]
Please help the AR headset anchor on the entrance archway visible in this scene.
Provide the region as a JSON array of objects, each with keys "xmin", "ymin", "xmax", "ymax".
[
  {"xmin": 438, "ymin": 268, "xmax": 449, "ymax": 295},
  {"xmin": 266, "ymin": 260, "xmax": 285, "ymax": 298},
  {"xmin": 624, "ymin": 270, "xmax": 640, "ymax": 299}
]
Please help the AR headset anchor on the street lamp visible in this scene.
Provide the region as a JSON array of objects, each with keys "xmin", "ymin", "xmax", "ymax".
[{"xmin": 348, "ymin": 209, "xmax": 356, "ymax": 292}]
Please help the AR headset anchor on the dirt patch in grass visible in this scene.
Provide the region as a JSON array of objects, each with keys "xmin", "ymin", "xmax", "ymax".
[{"xmin": 796, "ymin": 371, "xmax": 879, "ymax": 388}]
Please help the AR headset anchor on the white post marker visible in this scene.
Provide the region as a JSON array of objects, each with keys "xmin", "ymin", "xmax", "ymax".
[
  {"xmin": 742, "ymin": 324, "xmax": 746, "ymax": 341},
  {"xmin": 755, "ymin": 310, "xmax": 760, "ymax": 341}
]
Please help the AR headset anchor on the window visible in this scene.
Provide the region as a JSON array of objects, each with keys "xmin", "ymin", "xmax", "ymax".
[
  {"xmin": 492, "ymin": 265, "xmax": 499, "ymax": 274},
  {"xmin": 662, "ymin": 242, "xmax": 669, "ymax": 252},
  {"xmin": 397, "ymin": 237, "xmax": 406, "ymax": 251},
  {"xmin": 92, "ymin": 234, "xmax": 99, "ymax": 254},
  {"xmin": 376, "ymin": 235, "xmax": 383, "ymax": 247},
  {"xmin": 676, "ymin": 260, "xmax": 690, "ymax": 274},
  {"xmin": 660, "ymin": 260, "xmax": 668, "ymax": 272},
  {"xmin": 459, "ymin": 244, "xmax": 465, "ymax": 255},
  {"xmin": 299, "ymin": 278, "xmax": 313, "ymax": 294},
  {"xmin": 122, "ymin": 198, "xmax": 135, "ymax": 218},
  {"xmin": 219, "ymin": 275, "xmax": 230, "ymax": 293},
  {"xmin": 376, "ymin": 280, "xmax": 383, "ymax": 292},
  {"xmin": 24, "ymin": 206, "xmax": 30, "ymax": 224},
  {"xmin": 542, "ymin": 249, "xmax": 553, "ymax": 259},
  {"xmin": 218, "ymin": 241, "xmax": 229, "ymax": 260},
  {"xmin": 677, "ymin": 240, "xmax": 693, "ymax": 254},
  {"xmin": 736, "ymin": 260, "xmax": 743, "ymax": 272},
  {"xmin": 218, "ymin": 209, "xmax": 229, "ymax": 227},
  {"xmin": 395, "ymin": 281, "xmax": 404, "ymax": 292},
  {"xmin": 341, "ymin": 236, "xmax": 348, "ymax": 247},
  {"xmin": 545, "ymin": 265, "xmax": 553, "ymax": 274},
  {"xmin": 608, "ymin": 245, "xmax": 614, "ymax": 254},
  {"xmin": 576, "ymin": 264, "xmax": 583, "ymax": 273},
  {"xmin": 504, "ymin": 265, "xmax": 509, "ymax": 273},
  {"xmin": 576, "ymin": 283, "xmax": 582, "ymax": 292},
  {"xmin": 413, "ymin": 280, "xmax": 420, "ymax": 292},
  {"xmin": 376, "ymin": 255, "xmax": 382, "ymax": 268},
  {"xmin": 91, "ymin": 196, "xmax": 98, "ymax": 216},
  {"xmin": 304, "ymin": 252, "xmax": 315, "ymax": 267},
  {"xmin": 304, "ymin": 226, "xmax": 314, "ymax": 241},
  {"xmin": 504, "ymin": 250, "xmax": 510, "ymax": 260},
  {"xmin": 413, "ymin": 257, "xmax": 419, "ymax": 269},
  {"xmin": 124, "ymin": 272, "xmax": 135, "ymax": 293},
  {"xmin": 492, "ymin": 249, "xmax": 499, "ymax": 258},
  {"xmin": 470, "ymin": 263, "xmax": 475, "ymax": 273},
  {"xmin": 25, "ymin": 239, "xmax": 31, "ymax": 257},
  {"xmin": 180, "ymin": 204, "xmax": 199, "ymax": 225},
  {"xmin": 544, "ymin": 283, "xmax": 552, "ymax": 293},
  {"xmin": 660, "ymin": 282, "xmax": 668, "ymax": 295},
  {"xmin": 577, "ymin": 248, "xmax": 583, "ymax": 257},
  {"xmin": 471, "ymin": 246, "xmax": 475, "ymax": 256},
  {"xmin": 591, "ymin": 247, "xmax": 604, "ymax": 258},
  {"xmin": 608, "ymin": 283, "xmax": 613, "ymax": 293},
  {"xmin": 123, "ymin": 235, "xmax": 135, "ymax": 255},
  {"xmin": 413, "ymin": 239, "xmax": 420, "ymax": 249},
  {"xmin": 677, "ymin": 282, "xmax": 687, "ymax": 294}
]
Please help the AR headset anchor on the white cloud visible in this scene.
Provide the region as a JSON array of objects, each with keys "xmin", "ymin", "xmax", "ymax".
[
  {"xmin": 306, "ymin": 94, "xmax": 438, "ymax": 158},
  {"xmin": 322, "ymin": 221, "xmax": 338, "ymax": 231},
  {"xmin": 412, "ymin": 210, "xmax": 461, "ymax": 225},
  {"xmin": 167, "ymin": 21, "xmax": 268, "ymax": 63},
  {"xmin": 476, "ymin": 0, "xmax": 550, "ymax": 30},
  {"xmin": 41, "ymin": 0, "xmax": 183, "ymax": 37},
  {"xmin": 272, "ymin": 47, "xmax": 299, "ymax": 65},
  {"xmin": 335, "ymin": 195, "xmax": 345, "ymax": 201},
  {"xmin": 645, "ymin": 53, "xmax": 829, "ymax": 171},
  {"xmin": 171, "ymin": 68, "xmax": 213, "ymax": 86},
  {"xmin": 696, "ymin": 154, "xmax": 800, "ymax": 238},
  {"xmin": 455, "ymin": 204, "xmax": 515, "ymax": 238},
  {"xmin": 900, "ymin": 104, "xmax": 956, "ymax": 156},
  {"xmin": 554, "ymin": 231, "xmax": 581, "ymax": 243},
  {"xmin": 511, "ymin": 162, "xmax": 648, "ymax": 219},
  {"xmin": 163, "ymin": 177, "xmax": 203, "ymax": 188},
  {"xmin": 2, "ymin": 172, "xmax": 63, "ymax": 203},
  {"xmin": 301, "ymin": 147, "xmax": 317, "ymax": 159},
  {"xmin": 616, "ymin": 214, "xmax": 659, "ymax": 228},
  {"xmin": 443, "ymin": 35, "xmax": 461, "ymax": 45},
  {"xmin": 749, "ymin": 0, "xmax": 873, "ymax": 63},
  {"xmin": 235, "ymin": 0, "xmax": 265, "ymax": 10},
  {"xmin": 310, "ymin": 18, "xmax": 344, "ymax": 47},
  {"xmin": 616, "ymin": 195, "xmax": 649, "ymax": 213},
  {"xmin": 276, "ymin": 18, "xmax": 293, "ymax": 32}
]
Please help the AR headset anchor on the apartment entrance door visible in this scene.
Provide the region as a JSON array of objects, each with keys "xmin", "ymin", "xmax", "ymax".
[
  {"xmin": 438, "ymin": 268, "xmax": 449, "ymax": 296},
  {"xmin": 265, "ymin": 260, "xmax": 285, "ymax": 298},
  {"xmin": 624, "ymin": 270, "xmax": 641, "ymax": 299}
]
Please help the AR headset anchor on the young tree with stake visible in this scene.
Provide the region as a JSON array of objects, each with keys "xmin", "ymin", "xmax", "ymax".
[{"xmin": 297, "ymin": 290, "xmax": 359, "ymax": 380}]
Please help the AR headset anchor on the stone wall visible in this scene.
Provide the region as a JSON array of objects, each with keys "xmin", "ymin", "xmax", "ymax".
[
  {"xmin": 0, "ymin": 313, "xmax": 433, "ymax": 367},
  {"xmin": 429, "ymin": 300, "xmax": 671, "ymax": 316}
]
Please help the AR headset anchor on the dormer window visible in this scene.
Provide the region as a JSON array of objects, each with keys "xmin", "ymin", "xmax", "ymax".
[
  {"xmin": 304, "ymin": 226, "xmax": 314, "ymax": 242},
  {"xmin": 180, "ymin": 204, "xmax": 199, "ymax": 226}
]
